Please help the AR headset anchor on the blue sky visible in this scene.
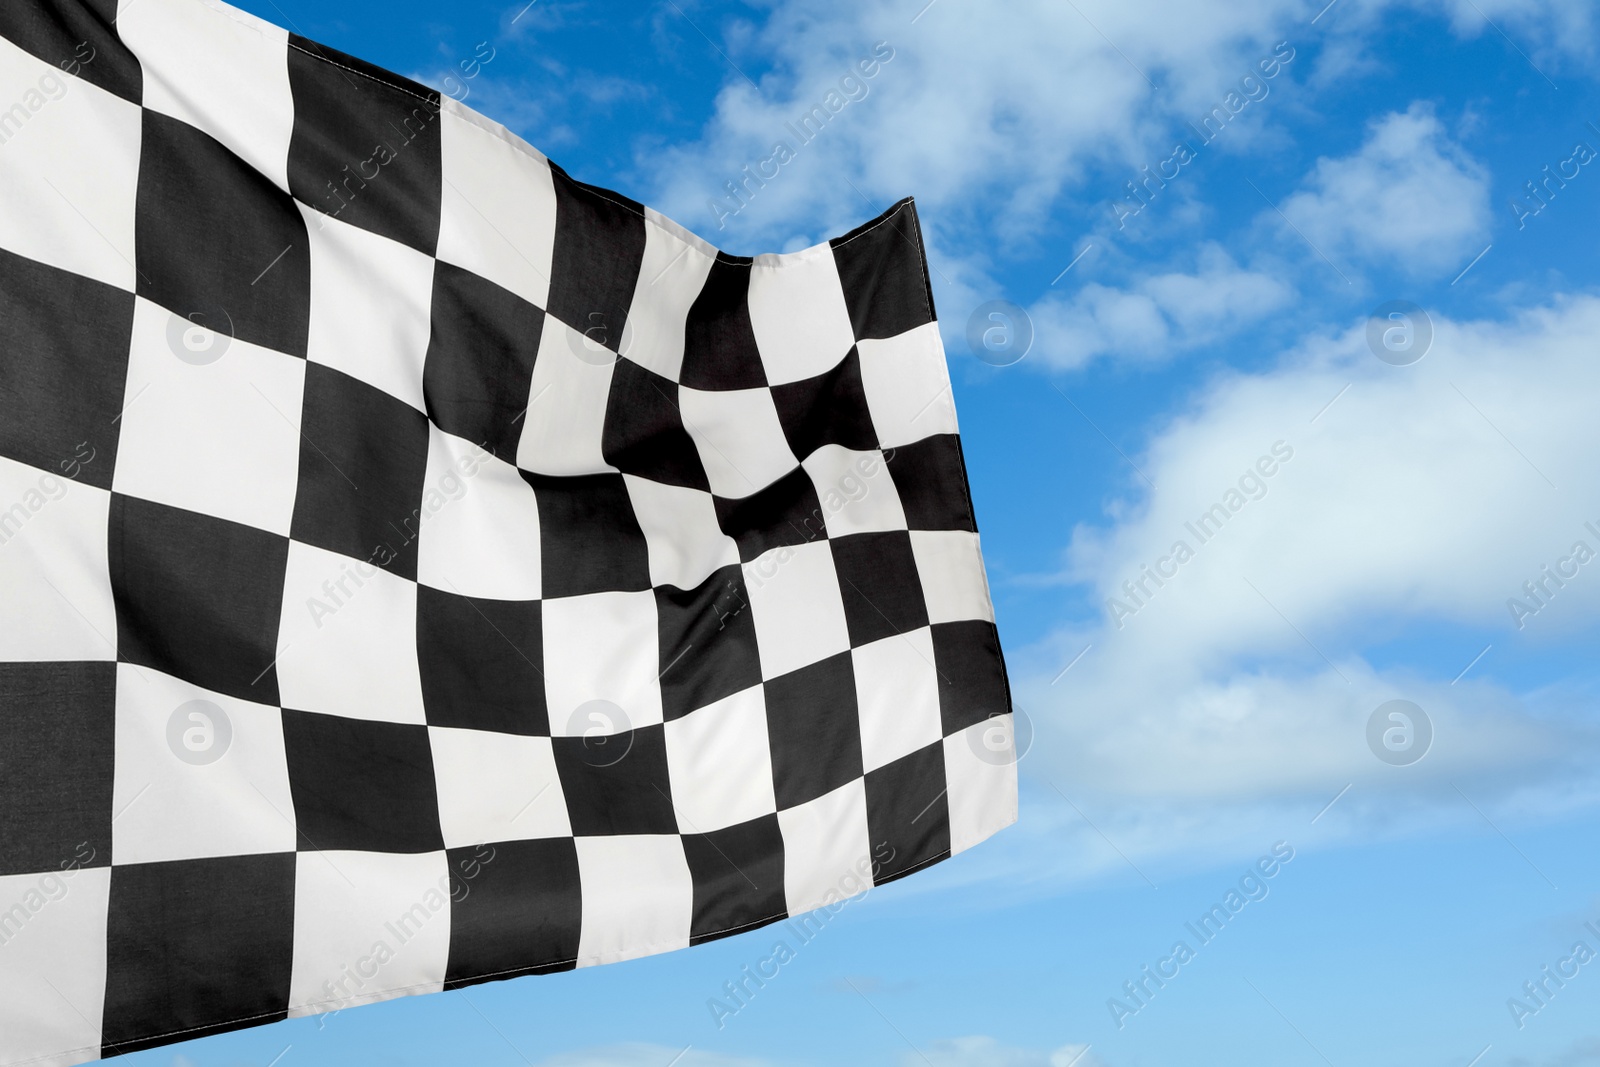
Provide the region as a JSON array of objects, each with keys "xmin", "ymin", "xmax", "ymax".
[{"xmin": 139, "ymin": 0, "xmax": 1600, "ymax": 1064}]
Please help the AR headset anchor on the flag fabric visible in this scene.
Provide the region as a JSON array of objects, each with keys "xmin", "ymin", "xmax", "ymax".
[{"xmin": 0, "ymin": 0, "xmax": 1016, "ymax": 1063}]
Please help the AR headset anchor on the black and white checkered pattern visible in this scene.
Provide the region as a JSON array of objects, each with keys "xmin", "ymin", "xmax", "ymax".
[{"xmin": 0, "ymin": 1, "xmax": 1016, "ymax": 1063}]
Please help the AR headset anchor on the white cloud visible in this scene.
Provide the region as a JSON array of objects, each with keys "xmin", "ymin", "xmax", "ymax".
[
  {"xmin": 1027, "ymin": 244, "xmax": 1293, "ymax": 369},
  {"xmin": 1278, "ymin": 103, "xmax": 1490, "ymax": 276},
  {"xmin": 932, "ymin": 293, "xmax": 1600, "ymax": 887},
  {"xmin": 645, "ymin": 0, "xmax": 1321, "ymax": 250},
  {"xmin": 1296, "ymin": 0, "xmax": 1590, "ymax": 96},
  {"xmin": 900, "ymin": 1037, "xmax": 1101, "ymax": 1067},
  {"xmin": 624, "ymin": 0, "xmax": 1567, "ymax": 385},
  {"xmin": 1390, "ymin": 0, "xmax": 1592, "ymax": 65},
  {"xmin": 1063, "ymin": 295, "xmax": 1600, "ymax": 658},
  {"xmin": 639, "ymin": 0, "xmax": 1581, "ymax": 257},
  {"xmin": 495, "ymin": 1038, "xmax": 1105, "ymax": 1067}
]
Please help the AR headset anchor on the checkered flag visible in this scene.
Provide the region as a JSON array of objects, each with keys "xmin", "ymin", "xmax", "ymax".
[{"xmin": 0, "ymin": 1, "xmax": 1016, "ymax": 1063}]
